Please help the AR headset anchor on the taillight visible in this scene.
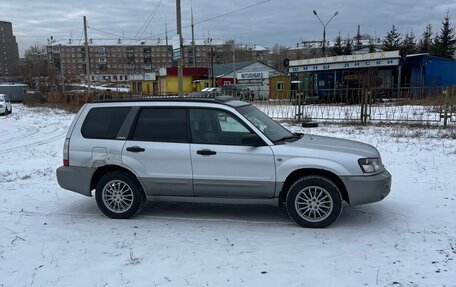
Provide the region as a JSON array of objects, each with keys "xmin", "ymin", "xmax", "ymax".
[{"xmin": 63, "ymin": 138, "xmax": 70, "ymax": 166}]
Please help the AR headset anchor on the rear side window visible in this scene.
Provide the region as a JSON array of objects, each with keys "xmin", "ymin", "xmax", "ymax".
[
  {"xmin": 133, "ymin": 108, "xmax": 188, "ymax": 143},
  {"xmin": 81, "ymin": 107, "xmax": 131, "ymax": 139}
]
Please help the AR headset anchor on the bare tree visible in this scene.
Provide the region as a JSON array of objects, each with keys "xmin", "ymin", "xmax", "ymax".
[{"xmin": 19, "ymin": 44, "xmax": 50, "ymax": 90}]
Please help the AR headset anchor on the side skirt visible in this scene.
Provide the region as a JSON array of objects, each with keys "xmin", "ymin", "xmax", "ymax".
[{"xmin": 146, "ymin": 195, "xmax": 279, "ymax": 206}]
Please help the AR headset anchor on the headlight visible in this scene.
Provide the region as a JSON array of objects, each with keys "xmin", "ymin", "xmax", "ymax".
[{"xmin": 358, "ymin": 158, "xmax": 383, "ymax": 173}]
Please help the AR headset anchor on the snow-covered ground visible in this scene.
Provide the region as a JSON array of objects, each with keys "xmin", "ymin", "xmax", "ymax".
[{"xmin": 1, "ymin": 104, "xmax": 455, "ymax": 287}]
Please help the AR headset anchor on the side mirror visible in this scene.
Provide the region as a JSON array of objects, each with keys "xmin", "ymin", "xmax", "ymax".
[{"xmin": 242, "ymin": 134, "xmax": 262, "ymax": 146}]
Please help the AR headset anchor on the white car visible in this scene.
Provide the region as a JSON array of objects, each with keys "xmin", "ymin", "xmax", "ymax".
[
  {"xmin": 201, "ymin": 87, "xmax": 220, "ymax": 92},
  {"xmin": 0, "ymin": 94, "xmax": 12, "ymax": 115}
]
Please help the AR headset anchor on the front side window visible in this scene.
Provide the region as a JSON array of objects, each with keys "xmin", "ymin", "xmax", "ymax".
[
  {"xmin": 81, "ymin": 107, "xmax": 131, "ymax": 139},
  {"xmin": 237, "ymin": 105, "xmax": 296, "ymax": 144},
  {"xmin": 133, "ymin": 108, "xmax": 188, "ymax": 143},
  {"xmin": 189, "ymin": 109, "xmax": 252, "ymax": 145}
]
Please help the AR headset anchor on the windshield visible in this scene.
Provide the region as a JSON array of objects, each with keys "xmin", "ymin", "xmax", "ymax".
[{"xmin": 237, "ymin": 105, "xmax": 296, "ymax": 143}]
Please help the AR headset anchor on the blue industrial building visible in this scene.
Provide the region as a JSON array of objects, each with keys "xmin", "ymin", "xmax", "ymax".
[
  {"xmin": 289, "ymin": 51, "xmax": 456, "ymax": 100},
  {"xmin": 405, "ymin": 54, "xmax": 456, "ymax": 87}
]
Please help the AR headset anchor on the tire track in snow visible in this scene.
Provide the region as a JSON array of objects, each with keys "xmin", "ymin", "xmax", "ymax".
[
  {"xmin": 0, "ymin": 125, "xmax": 66, "ymax": 155},
  {"xmin": 0, "ymin": 124, "xmax": 41, "ymax": 145},
  {"xmin": 0, "ymin": 105, "xmax": 70, "ymax": 155}
]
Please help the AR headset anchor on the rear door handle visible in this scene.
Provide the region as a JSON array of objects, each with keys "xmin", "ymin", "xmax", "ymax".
[
  {"xmin": 197, "ymin": 149, "xmax": 216, "ymax": 156},
  {"xmin": 126, "ymin": 146, "xmax": 145, "ymax": 152}
]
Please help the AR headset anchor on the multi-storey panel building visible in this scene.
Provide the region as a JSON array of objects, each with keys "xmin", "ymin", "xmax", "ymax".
[
  {"xmin": 47, "ymin": 39, "xmax": 237, "ymax": 83},
  {"xmin": 0, "ymin": 21, "xmax": 19, "ymax": 79}
]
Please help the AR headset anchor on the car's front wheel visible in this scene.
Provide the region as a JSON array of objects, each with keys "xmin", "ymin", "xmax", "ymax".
[
  {"xmin": 286, "ymin": 175, "xmax": 343, "ymax": 228},
  {"xmin": 95, "ymin": 171, "xmax": 146, "ymax": 219}
]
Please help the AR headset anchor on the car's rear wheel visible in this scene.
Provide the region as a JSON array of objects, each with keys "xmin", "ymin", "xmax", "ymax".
[
  {"xmin": 95, "ymin": 171, "xmax": 146, "ymax": 219},
  {"xmin": 286, "ymin": 175, "xmax": 343, "ymax": 228}
]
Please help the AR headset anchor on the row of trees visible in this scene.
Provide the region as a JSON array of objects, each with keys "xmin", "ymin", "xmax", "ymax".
[
  {"xmin": 331, "ymin": 12, "xmax": 455, "ymax": 59},
  {"xmin": 383, "ymin": 12, "xmax": 455, "ymax": 58}
]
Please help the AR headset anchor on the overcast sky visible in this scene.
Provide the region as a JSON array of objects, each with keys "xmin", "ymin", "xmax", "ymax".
[{"xmin": 1, "ymin": 0, "xmax": 455, "ymax": 56}]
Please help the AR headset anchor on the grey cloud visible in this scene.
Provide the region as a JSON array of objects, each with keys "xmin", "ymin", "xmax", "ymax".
[{"xmin": 0, "ymin": 0, "xmax": 455, "ymax": 55}]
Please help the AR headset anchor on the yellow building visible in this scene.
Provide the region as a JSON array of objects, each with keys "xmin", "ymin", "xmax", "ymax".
[
  {"xmin": 130, "ymin": 73, "xmax": 159, "ymax": 96},
  {"xmin": 269, "ymin": 75, "xmax": 291, "ymax": 99},
  {"xmin": 158, "ymin": 67, "xmax": 209, "ymax": 95},
  {"xmin": 130, "ymin": 68, "xmax": 209, "ymax": 96}
]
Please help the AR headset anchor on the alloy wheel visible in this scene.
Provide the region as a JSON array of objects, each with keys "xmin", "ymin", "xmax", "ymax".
[
  {"xmin": 102, "ymin": 180, "xmax": 134, "ymax": 213},
  {"xmin": 295, "ymin": 186, "xmax": 334, "ymax": 223}
]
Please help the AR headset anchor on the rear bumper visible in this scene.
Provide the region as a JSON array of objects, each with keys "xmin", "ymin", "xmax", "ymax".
[
  {"xmin": 341, "ymin": 169, "xmax": 392, "ymax": 206},
  {"xmin": 56, "ymin": 166, "xmax": 95, "ymax": 196}
]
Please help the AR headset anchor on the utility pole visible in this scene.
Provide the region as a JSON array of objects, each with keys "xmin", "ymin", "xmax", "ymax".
[
  {"xmin": 59, "ymin": 44, "xmax": 65, "ymax": 95},
  {"xmin": 165, "ymin": 18, "xmax": 169, "ymax": 68},
  {"xmin": 176, "ymin": 0, "xmax": 184, "ymax": 97},
  {"xmin": 83, "ymin": 16, "xmax": 91, "ymax": 98},
  {"xmin": 191, "ymin": 0, "xmax": 196, "ymax": 67},
  {"xmin": 205, "ymin": 37, "xmax": 213, "ymax": 87},
  {"xmin": 232, "ymin": 42, "xmax": 236, "ymax": 84}
]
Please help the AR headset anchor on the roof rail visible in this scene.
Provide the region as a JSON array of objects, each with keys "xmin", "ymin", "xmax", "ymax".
[{"xmin": 92, "ymin": 95, "xmax": 237, "ymax": 104}]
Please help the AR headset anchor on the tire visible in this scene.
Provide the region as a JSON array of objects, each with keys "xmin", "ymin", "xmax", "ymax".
[
  {"xmin": 95, "ymin": 171, "xmax": 146, "ymax": 219},
  {"xmin": 286, "ymin": 175, "xmax": 343, "ymax": 228}
]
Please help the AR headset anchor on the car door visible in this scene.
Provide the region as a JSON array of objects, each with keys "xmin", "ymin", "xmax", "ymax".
[
  {"xmin": 189, "ymin": 108, "xmax": 276, "ymax": 198},
  {"xmin": 121, "ymin": 107, "xmax": 193, "ymax": 196}
]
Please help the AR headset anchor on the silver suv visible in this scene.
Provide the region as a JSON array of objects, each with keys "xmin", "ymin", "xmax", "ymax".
[{"xmin": 56, "ymin": 96, "xmax": 391, "ymax": 228}]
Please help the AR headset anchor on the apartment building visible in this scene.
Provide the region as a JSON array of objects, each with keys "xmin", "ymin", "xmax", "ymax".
[
  {"xmin": 47, "ymin": 39, "xmax": 236, "ymax": 83},
  {"xmin": 0, "ymin": 21, "xmax": 19, "ymax": 79}
]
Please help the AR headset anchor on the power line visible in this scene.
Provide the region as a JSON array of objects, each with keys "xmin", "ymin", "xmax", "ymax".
[
  {"xmin": 135, "ymin": 0, "xmax": 163, "ymax": 40},
  {"xmin": 78, "ymin": 29, "xmax": 84, "ymax": 45},
  {"xmin": 194, "ymin": 0, "xmax": 272, "ymax": 27},
  {"xmin": 87, "ymin": 0, "xmax": 273, "ymax": 42},
  {"xmin": 88, "ymin": 26, "xmax": 127, "ymax": 39},
  {"xmin": 154, "ymin": 0, "xmax": 273, "ymax": 39}
]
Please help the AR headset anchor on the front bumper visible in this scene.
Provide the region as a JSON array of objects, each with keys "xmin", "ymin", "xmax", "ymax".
[
  {"xmin": 56, "ymin": 166, "xmax": 95, "ymax": 196},
  {"xmin": 340, "ymin": 169, "xmax": 391, "ymax": 206}
]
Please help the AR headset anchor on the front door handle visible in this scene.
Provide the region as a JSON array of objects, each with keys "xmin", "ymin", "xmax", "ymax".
[
  {"xmin": 197, "ymin": 149, "xmax": 217, "ymax": 156},
  {"xmin": 126, "ymin": 146, "xmax": 145, "ymax": 152}
]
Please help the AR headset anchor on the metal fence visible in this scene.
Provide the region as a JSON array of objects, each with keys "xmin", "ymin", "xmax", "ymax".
[
  {"xmin": 247, "ymin": 87, "xmax": 456, "ymax": 127},
  {"xmin": 40, "ymin": 86, "xmax": 456, "ymax": 127}
]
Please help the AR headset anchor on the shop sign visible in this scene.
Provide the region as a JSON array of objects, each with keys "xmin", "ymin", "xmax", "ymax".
[
  {"xmin": 237, "ymin": 71, "xmax": 269, "ymax": 80},
  {"xmin": 289, "ymin": 58, "xmax": 399, "ymax": 73}
]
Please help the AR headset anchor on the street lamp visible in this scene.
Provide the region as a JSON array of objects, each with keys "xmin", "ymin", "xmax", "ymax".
[{"xmin": 313, "ymin": 10, "xmax": 338, "ymax": 56}]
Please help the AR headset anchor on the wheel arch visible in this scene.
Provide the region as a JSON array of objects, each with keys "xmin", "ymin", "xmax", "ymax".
[
  {"xmin": 90, "ymin": 164, "xmax": 146, "ymax": 195},
  {"xmin": 279, "ymin": 168, "xmax": 349, "ymax": 205}
]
